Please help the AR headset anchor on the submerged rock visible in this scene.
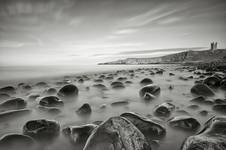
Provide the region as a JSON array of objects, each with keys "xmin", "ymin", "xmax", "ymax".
[
  {"xmin": 181, "ymin": 116, "xmax": 226, "ymax": 150},
  {"xmin": 35, "ymin": 82, "xmax": 48, "ymax": 87},
  {"xmin": 39, "ymin": 96, "xmax": 63, "ymax": 107},
  {"xmin": 140, "ymin": 78, "xmax": 153, "ymax": 85},
  {"xmin": 168, "ymin": 116, "xmax": 200, "ymax": 131},
  {"xmin": 212, "ymin": 104, "xmax": 226, "ymax": 114},
  {"xmin": 0, "ymin": 86, "xmax": 16, "ymax": 95},
  {"xmin": 93, "ymin": 84, "xmax": 107, "ymax": 90},
  {"xmin": 111, "ymin": 100, "xmax": 129, "ymax": 107},
  {"xmin": 0, "ymin": 134, "xmax": 36, "ymax": 150},
  {"xmin": 203, "ymin": 76, "xmax": 221, "ymax": 88},
  {"xmin": 120, "ymin": 112, "xmax": 166, "ymax": 139},
  {"xmin": 57, "ymin": 84, "xmax": 79, "ymax": 97},
  {"xmin": 0, "ymin": 98, "xmax": 27, "ymax": 111},
  {"xmin": 110, "ymin": 81, "xmax": 125, "ymax": 89},
  {"xmin": 23, "ymin": 119, "xmax": 60, "ymax": 142},
  {"xmin": 139, "ymin": 84, "xmax": 160, "ymax": 98},
  {"xmin": 63, "ymin": 124, "xmax": 97, "ymax": 145},
  {"xmin": 76, "ymin": 103, "xmax": 92, "ymax": 116},
  {"xmin": 154, "ymin": 102, "xmax": 175, "ymax": 117},
  {"xmin": 46, "ymin": 88, "xmax": 57, "ymax": 95},
  {"xmin": 83, "ymin": 116, "xmax": 151, "ymax": 150},
  {"xmin": 191, "ymin": 83, "xmax": 215, "ymax": 96}
]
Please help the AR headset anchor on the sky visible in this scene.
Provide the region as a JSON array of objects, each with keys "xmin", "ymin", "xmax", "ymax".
[{"xmin": 0, "ymin": 0, "xmax": 226, "ymax": 66}]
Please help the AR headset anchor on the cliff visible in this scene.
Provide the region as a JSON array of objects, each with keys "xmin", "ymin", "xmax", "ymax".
[{"xmin": 99, "ymin": 49, "xmax": 226, "ymax": 65}]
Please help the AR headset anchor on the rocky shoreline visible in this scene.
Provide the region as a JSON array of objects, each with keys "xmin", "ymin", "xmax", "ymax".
[{"xmin": 0, "ymin": 64, "xmax": 226, "ymax": 150}]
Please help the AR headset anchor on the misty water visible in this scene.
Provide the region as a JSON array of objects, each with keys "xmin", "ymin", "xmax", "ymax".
[{"xmin": 0, "ymin": 64, "xmax": 225, "ymax": 150}]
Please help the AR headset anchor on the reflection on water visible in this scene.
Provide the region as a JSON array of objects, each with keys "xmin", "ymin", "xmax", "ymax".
[{"xmin": 0, "ymin": 64, "xmax": 225, "ymax": 150}]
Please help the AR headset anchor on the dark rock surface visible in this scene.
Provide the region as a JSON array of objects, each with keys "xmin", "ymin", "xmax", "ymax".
[
  {"xmin": 57, "ymin": 84, "xmax": 79, "ymax": 97},
  {"xmin": 181, "ymin": 116, "xmax": 226, "ymax": 150},
  {"xmin": 168, "ymin": 116, "xmax": 200, "ymax": 131},
  {"xmin": 191, "ymin": 83, "xmax": 215, "ymax": 96},
  {"xmin": 76, "ymin": 103, "xmax": 92, "ymax": 116},
  {"xmin": 0, "ymin": 98, "xmax": 27, "ymax": 111},
  {"xmin": 154, "ymin": 102, "xmax": 175, "ymax": 117},
  {"xmin": 83, "ymin": 116, "xmax": 151, "ymax": 150},
  {"xmin": 139, "ymin": 84, "xmax": 161, "ymax": 99},
  {"xmin": 39, "ymin": 96, "xmax": 63, "ymax": 107},
  {"xmin": 23, "ymin": 119, "xmax": 60, "ymax": 142}
]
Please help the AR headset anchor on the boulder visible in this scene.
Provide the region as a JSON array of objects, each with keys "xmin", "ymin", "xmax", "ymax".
[
  {"xmin": 0, "ymin": 134, "xmax": 36, "ymax": 150},
  {"xmin": 23, "ymin": 119, "xmax": 60, "ymax": 142},
  {"xmin": 191, "ymin": 83, "xmax": 215, "ymax": 96},
  {"xmin": 140, "ymin": 78, "xmax": 153, "ymax": 85},
  {"xmin": 181, "ymin": 116, "xmax": 226, "ymax": 150},
  {"xmin": 76, "ymin": 103, "xmax": 92, "ymax": 116},
  {"xmin": 63, "ymin": 124, "xmax": 97, "ymax": 145},
  {"xmin": 212, "ymin": 104, "xmax": 226, "ymax": 114},
  {"xmin": 39, "ymin": 96, "xmax": 63, "ymax": 107},
  {"xmin": 0, "ymin": 109, "xmax": 31, "ymax": 121},
  {"xmin": 120, "ymin": 112, "xmax": 166, "ymax": 139},
  {"xmin": 0, "ymin": 86, "xmax": 16, "ymax": 95},
  {"xmin": 0, "ymin": 98, "xmax": 27, "ymax": 111},
  {"xmin": 57, "ymin": 84, "xmax": 79, "ymax": 97},
  {"xmin": 110, "ymin": 81, "xmax": 125, "ymax": 89},
  {"xmin": 93, "ymin": 84, "xmax": 107, "ymax": 90},
  {"xmin": 139, "ymin": 84, "xmax": 160, "ymax": 98},
  {"xmin": 83, "ymin": 116, "xmax": 151, "ymax": 150},
  {"xmin": 154, "ymin": 102, "xmax": 175, "ymax": 117},
  {"xmin": 46, "ymin": 88, "xmax": 57, "ymax": 95},
  {"xmin": 111, "ymin": 101, "xmax": 129, "ymax": 107},
  {"xmin": 168, "ymin": 116, "xmax": 200, "ymax": 131},
  {"xmin": 203, "ymin": 76, "xmax": 221, "ymax": 88}
]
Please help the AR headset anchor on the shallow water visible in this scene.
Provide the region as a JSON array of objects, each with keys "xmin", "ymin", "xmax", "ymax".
[{"xmin": 0, "ymin": 64, "xmax": 225, "ymax": 150}]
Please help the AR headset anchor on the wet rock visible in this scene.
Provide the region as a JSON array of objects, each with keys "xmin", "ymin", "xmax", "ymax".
[
  {"xmin": 212, "ymin": 104, "xmax": 226, "ymax": 114},
  {"xmin": 125, "ymin": 80, "xmax": 133, "ymax": 84},
  {"xmin": 214, "ymin": 99, "xmax": 226, "ymax": 104},
  {"xmin": 93, "ymin": 84, "xmax": 107, "ymax": 90},
  {"xmin": 0, "ymin": 86, "xmax": 16, "ymax": 95},
  {"xmin": 139, "ymin": 84, "xmax": 161, "ymax": 99},
  {"xmin": 140, "ymin": 78, "xmax": 153, "ymax": 85},
  {"xmin": 0, "ymin": 98, "xmax": 27, "ymax": 111},
  {"xmin": 154, "ymin": 102, "xmax": 175, "ymax": 117},
  {"xmin": 92, "ymin": 121, "xmax": 103, "ymax": 125},
  {"xmin": 28, "ymin": 94, "xmax": 40, "ymax": 101},
  {"xmin": 21, "ymin": 85, "xmax": 32, "ymax": 90},
  {"xmin": 187, "ymin": 104, "xmax": 199, "ymax": 110},
  {"xmin": 23, "ymin": 119, "xmax": 60, "ymax": 142},
  {"xmin": 220, "ymin": 79, "xmax": 226, "ymax": 90},
  {"xmin": 169, "ymin": 73, "xmax": 175, "ymax": 76},
  {"xmin": 35, "ymin": 82, "xmax": 48, "ymax": 87},
  {"xmin": 110, "ymin": 81, "xmax": 125, "ymax": 89},
  {"xmin": 179, "ymin": 76, "xmax": 188, "ymax": 81},
  {"xmin": 57, "ymin": 84, "xmax": 79, "ymax": 97},
  {"xmin": 0, "ymin": 109, "xmax": 31, "ymax": 121},
  {"xmin": 83, "ymin": 116, "xmax": 151, "ymax": 150},
  {"xmin": 0, "ymin": 134, "xmax": 36, "ymax": 150},
  {"xmin": 76, "ymin": 103, "xmax": 92, "ymax": 116},
  {"xmin": 190, "ymin": 96, "xmax": 206, "ymax": 103},
  {"xmin": 168, "ymin": 116, "xmax": 200, "ymax": 131},
  {"xmin": 94, "ymin": 79, "xmax": 103, "ymax": 83},
  {"xmin": 38, "ymin": 106, "xmax": 61, "ymax": 114},
  {"xmin": 191, "ymin": 83, "xmax": 215, "ymax": 96},
  {"xmin": 78, "ymin": 78, "xmax": 84, "ymax": 83},
  {"xmin": 198, "ymin": 110, "xmax": 208, "ymax": 116},
  {"xmin": 168, "ymin": 85, "xmax": 174, "ymax": 90},
  {"xmin": 39, "ymin": 96, "xmax": 63, "ymax": 107},
  {"xmin": 111, "ymin": 100, "xmax": 129, "ymax": 107},
  {"xmin": 63, "ymin": 124, "xmax": 97, "ymax": 145},
  {"xmin": 117, "ymin": 77, "xmax": 127, "ymax": 81},
  {"xmin": 120, "ymin": 112, "xmax": 166, "ymax": 139},
  {"xmin": 203, "ymin": 76, "xmax": 221, "ymax": 88},
  {"xmin": 46, "ymin": 88, "xmax": 57, "ymax": 95},
  {"xmin": 181, "ymin": 116, "xmax": 226, "ymax": 150}
]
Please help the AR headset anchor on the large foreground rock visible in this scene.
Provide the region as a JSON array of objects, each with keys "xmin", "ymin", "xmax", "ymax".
[
  {"xmin": 83, "ymin": 116, "xmax": 151, "ymax": 150},
  {"xmin": 181, "ymin": 116, "xmax": 226, "ymax": 150},
  {"xmin": 191, "ymin": 83, "xmax": 215, "ymax": 96},
  {"xmin": 57, "ymin": 84, "xmax": 79, "ymax": 97},
  {"xmin": 120, "ymin": 112, "xmax": 166, "ymax": 139},
  {"xmin": 23, "ymin": 119, "xmax": 60, "ymax": 142}
]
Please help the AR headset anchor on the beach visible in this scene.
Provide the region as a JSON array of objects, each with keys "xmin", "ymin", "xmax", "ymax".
[{"xmin": 0, "ymin": 64, "xmax": 226, "ymax": 150}]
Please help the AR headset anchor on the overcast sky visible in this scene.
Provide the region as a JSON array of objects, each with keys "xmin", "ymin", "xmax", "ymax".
[{"xmin": 0, "ymin": 0, "xmax": 226, "ymax": 66}]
